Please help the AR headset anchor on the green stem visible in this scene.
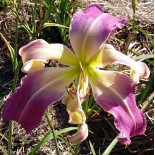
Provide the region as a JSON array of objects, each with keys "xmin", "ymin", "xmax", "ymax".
[
  {"xmin": 14, "ymin": 3, "xmax": 19, "ymax": 54},
  {"xmin": 132, "ymin": 0, "xmax": 137, "ymax": 31},
  {"xmin": 45, "ymin": 111, "xmax": 60, "ymax": 155},
  {"xmin": 8, "ymin": 2, "xmax": 21, "ymax": 154},
  {"xmin": 13, "ymin": 10, "xmax": 32, "ymax": 37},
  {"xmin": 8, "ymin": 121, "xmax": 12, "ymax": 155},
  {"xmin": 32, "ymin": 0, "xmax": 37, "ymax": 40},
  {"xmin": 38, "ymin": 0, "xmax": 55, "ymax": 36},
  {"xmin": 125, "ymin": 0, "xmax": 137, "ymax": 54},
  {"xmin": 8, "ymin": 61, "xmax": 21, "ymax": 155}
]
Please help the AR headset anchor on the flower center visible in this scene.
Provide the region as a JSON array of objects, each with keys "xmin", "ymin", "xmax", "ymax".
[{"xmin": 76, "ymin": 62, "xmax": 89, "ymax": 104}]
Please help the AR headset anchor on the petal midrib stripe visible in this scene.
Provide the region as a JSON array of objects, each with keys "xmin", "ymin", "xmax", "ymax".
[
  {"xmin": 95, "ymin": 81, "xmax": 137, "ymax": 134},
  {"xmin": 19, "ymin": 67, "xmax": 79, "ymax": 120},
  {"xmin": 81, "ymin": 13, "xmax": 107, "ymax": 57}
]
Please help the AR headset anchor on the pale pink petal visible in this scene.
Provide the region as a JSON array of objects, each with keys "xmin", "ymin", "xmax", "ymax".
[
  {"xmin": 68, "ymin": 123, "xmax": 88, "ymax": 145},
  {"xmin": 62, "ymin": 95, "xmax": 80, "ymax": 113},
  {"xmin": 88, "ymin": 68, "xmax": 147, "ymax": 145},
  {"xmin": 19, "ymin": 39, "xmax": 78, "ymax": 73},
  {"xmin": 69, "ymin": 4, "xmax": 126, "ymax": 63},
  {"xmin": 2, "ymin": 67, "xmax": 79, "ymax": 133},
  {"xmin": 90, "ymin": 44, "xmax": 150, "ymax": 83}
]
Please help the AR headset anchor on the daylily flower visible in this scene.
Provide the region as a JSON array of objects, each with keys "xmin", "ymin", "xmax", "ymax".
[{"xmin": 2, "ymin": 5, "xmax": 150, "ymax": 145}]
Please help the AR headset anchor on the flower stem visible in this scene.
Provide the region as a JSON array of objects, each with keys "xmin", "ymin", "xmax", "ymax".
[
  {"xmin": 7, "ymin": 1, "xmax": 21, "ymax": 154},
  {"xmin": 32, "ymin": 0, "xmax": 37, "ymax": 40},
  {"xmin": 45, "ymin": 111, "xmax": 60, "ymax": 155},
  {"xmin": 8, "ymin": 121, "xmax": 12, "ymax": 155},
  {"xmin": 132, "ymin": 0, "xmax": 137, "ymax": 31},
  {"xmin": 8, "ymin": 62, "xmax": 20, "ymax": 155}
]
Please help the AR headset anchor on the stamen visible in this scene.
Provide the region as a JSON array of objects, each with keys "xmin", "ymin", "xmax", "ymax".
[
  {"xmin": 66, "ymin": 84, "xmax": 77, "ymax": 101},
  {"xmin": 79, "ymin": 62, "xmax": 86, "ymax": 82}
]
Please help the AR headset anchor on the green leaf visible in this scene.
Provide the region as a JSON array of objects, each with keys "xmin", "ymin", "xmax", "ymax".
[
  {"xmin": 138, "ymin": 73, "xmax": 154, "ymax": 106},
  {"xmin": 133, "ymin": 54, "xmax": 154, "ymax": 61},
  {"xmin": 102, "ymin": 137, "xmax": 118, "ymax": 155},
  {"xmin": 28, "ymin": 127, "xmax": 77, "ymax": 155},
  {"xmin": 0, "ymin": 133, "xmax": 8, "ymax": 142},
  {"xmin": 89, "ymin": 141, "xmax": 96, "ymax": 155},
  {"xmin": 141, "ymin": 92, "xmax": 154, "ymax": 112},
  {"xmin": 0, "ymin": 32, "xmax": 17, "ymax": 70},
  {"xmin": 43, "ymin": 22, "xmax": 69, "ymax": 29},
  {"xmin": 57, "ymin": 136, "xmax": 74, "ymax": 154},
  {"xmin": 137, "ymin": 26, "xmax": 154, "ymax": 47}
]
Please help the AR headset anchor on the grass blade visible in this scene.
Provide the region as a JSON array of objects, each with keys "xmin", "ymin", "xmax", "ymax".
[
  {"xmin": 89, "ymin": 141, "xmax": 96, "ymax": 155},
  {"xmin": 0, "ymin": 133, "xmax": 8, "ymax": 142},
  {"xmin": 43, "ymin": 23, "xmax": 69, "ymax": 29},
  {"xmin": 102, "ymin": 137, "xmax": 118, "ymax": 155},
  {"xmin": 141, "ymin": 92, "xmax": 154, "ymax": 112},
  {"xmin": 138, "ymin": 73, "xmax": 154, "ymax": 106},
  {"xmin": 0, "ymin": 145, "xmax": 8, "ymax": 155},
  {"xmin": 28, "ymin": 127, "xmax": 77, "ymax": 155},
  {"xmin": 137, "ymin": 26, "xmax": 154, "ymax": 47},
  {"xmin": 133, "ymin": 54, "xmax": 154, "ymax": 61},
  {"xmin": 0, "ymin": 32, "xmax": 17, "ymax": 70}
]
